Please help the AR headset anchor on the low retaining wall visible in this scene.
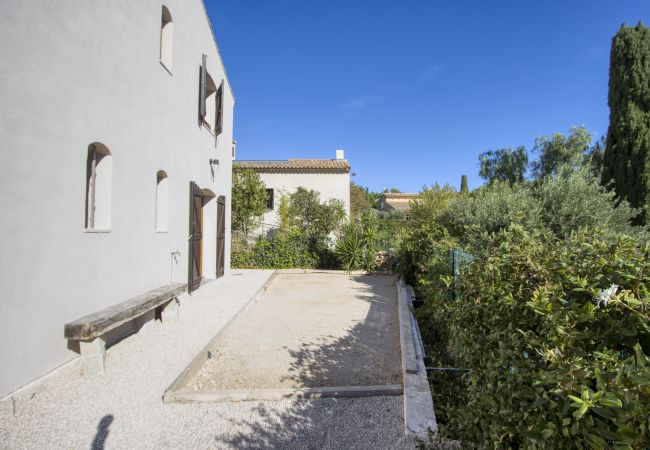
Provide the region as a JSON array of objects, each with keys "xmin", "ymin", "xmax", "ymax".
[
  {"xmin": 163, "ymin": 271, "xmax": 278, "ymax": 401},
  {"xmin": 397, "ymin": 277, "xmax": 438, "ymax": 440}
]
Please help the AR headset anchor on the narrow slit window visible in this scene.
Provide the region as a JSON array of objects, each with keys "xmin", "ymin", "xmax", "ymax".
[
  {"xmin": 155, "ymin": 170, "xmax": 169, "ymax": 231},
  {"xmin": 266, "ymin": 189, "xmax": 274, "ymax": 210},
  {"xmin": 160, "ymin": 6, "xmax": 173, "ymax": 71},
  {"xmin": 85, "ymin": 143, "xmax": 112, "ymax": 229}
]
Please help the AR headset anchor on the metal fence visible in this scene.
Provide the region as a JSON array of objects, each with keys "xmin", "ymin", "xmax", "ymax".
[
  {"xmin": 449, "ymin": 248, "xmax": 474, "ymax": 300},
  {"xmin": 232, "ymin": 223, "xmax": 280, "ymax": 252}
]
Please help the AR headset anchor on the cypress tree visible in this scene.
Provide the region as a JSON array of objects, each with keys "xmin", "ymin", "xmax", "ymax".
[
  {"xmin": 602, "ymin": 22, "xmax": 650, "ymax": 224},
  {"xmin": 460, "ymin": 175, "xmax": 469, "ymax": 194}
]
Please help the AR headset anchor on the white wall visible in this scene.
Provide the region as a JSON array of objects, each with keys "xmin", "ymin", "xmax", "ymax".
[
  {"xmin": 0, "ymin": 0, "xmax": 234, "ymax": 397},
  {"xmin": 259, "ymin": 172, "xmax": 351, "ymax": 227}
]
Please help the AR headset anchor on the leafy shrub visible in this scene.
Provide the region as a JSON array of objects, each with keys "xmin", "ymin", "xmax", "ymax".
[
  {"xmin": 534, "ymin": 167, "xmax": 644, "ymax": 240},
  {"xmin": 231, "ymin": 168, "xmax": 268, "ymax": 234},
  {"xmin": 279, "ymin": 187, "xmax": 345, "ymax": 266},
  {"xmin": 437, "ymin": 170, "xmax": 646, "ymax": 248},
  {"xmin": 427, "ymin": 226, "xmax": 650, "ymax": 448},
  {"xmin": 231, "ymin": 230, "xmax": 317, "ymax": 269},
  {"xmin": 335, "ymin": 221, "xmax": 363, "ymax": 272},
  {"xmin": 437, "ymin": 180, "xmax": 541, "ymax": 248},
  {"xmin": 336, "ymin": 212, "xmax": 381, "ymax": 272}
]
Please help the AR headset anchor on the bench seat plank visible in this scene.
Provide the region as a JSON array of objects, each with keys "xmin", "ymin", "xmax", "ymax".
[{"xmin": 64, "ymin": 282, "xmax": 187, "ymax": 340}]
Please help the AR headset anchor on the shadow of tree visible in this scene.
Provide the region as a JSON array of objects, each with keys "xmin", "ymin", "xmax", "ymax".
[
  {"xmin": 217, "ymin": 274, "xmax": 406, "ymax": 449},
  {"xmin": 281, "ymin": 275, "xmax": 401, "ymax": 388}
]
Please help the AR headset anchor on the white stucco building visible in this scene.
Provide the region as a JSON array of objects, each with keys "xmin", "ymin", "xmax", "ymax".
[
  {"xmin": 234, "ymin": 151, "xmax": 351, "ymax": 229},
  {"xmin": 0, "ymin": 0, "xmax": 235, "ymax": 397}
]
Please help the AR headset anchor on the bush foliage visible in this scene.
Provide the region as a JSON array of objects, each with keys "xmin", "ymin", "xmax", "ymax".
[
  {"xmin": 335, "ymin": 211, "xmax": 381, "ymax": 272},
  {"xmin": 396, "ymin": 162, "xmax": 649, "ymax": 447},
  {"xmin": 432, "ymin": 227, "xmax": 650, "ymax": 448},
  {"xmin": 231, "ymin": 168, "xmax": 268, "ymax": 234},
  {"xmin": 232, "ymin": 187, "xmax": 345, "ymax": 269}
]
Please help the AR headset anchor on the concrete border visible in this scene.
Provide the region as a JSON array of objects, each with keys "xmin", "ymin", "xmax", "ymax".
[
  {"xmin": 275, "ymin": 268, "xmax": 370, "ymax": 275},
  {"xmin": 397, "ymin": 277, "xmax": 437, "ymax": 440},
  {"xmin": 165, "ymin": 384, "xmax": 403, "ymax": 403},
  {"xmin": 162, "ymin": 270, "xmax": 278, "ymax": 401}
]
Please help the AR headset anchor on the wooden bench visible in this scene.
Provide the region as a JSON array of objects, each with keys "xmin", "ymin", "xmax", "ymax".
[{"xmin": 64, "ymin": 282, "xmax": 187, "ymax": 376}]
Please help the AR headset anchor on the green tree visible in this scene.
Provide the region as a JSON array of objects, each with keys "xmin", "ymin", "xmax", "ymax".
[
  {"xmin": 531, "ymin": 126, "xmax": 592, "ymax": 179},
  {"xmin": 231, "ymin": 169, "xmax": 267, "ymax": 234},
  {"xmin": 585, "ymin": 135, "xmax": 606, "ymax": 179},
  {"xmin": 603, "ymin": 22, "xmax": 650, "ymax": 224},
  {"xmin": 281, "ymin": 187, "xmax": 345, "ymax": 238},
  {"xmin": 350, "ymin": 182, "xmax": 373, "ymax": 218},
  {"xmin": 478, "ymin": 146, "xmax": 528, "ymax": 185},
  {"xmin": 460, "ymin": 175, "xmax": 469, "ymax": 194},
  {"xmin": 410, "ymin": 183, "xmax": 457, "ymax": 227},
  {"xmin": 279, "ymin": 187, "xmax": 345, "ymax": 267}
]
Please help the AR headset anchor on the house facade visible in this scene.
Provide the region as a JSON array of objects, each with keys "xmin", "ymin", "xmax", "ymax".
[
  {"xmin": 0, "ymin": 0, "xmax": 234, "ymax": 397},
  {"xmin": 379, "ymin": 193, "xmax": 420, "ymax": 215},
  {"xmin": 234, "ymin": 151, "xmax": 351, "ymax": 229}
]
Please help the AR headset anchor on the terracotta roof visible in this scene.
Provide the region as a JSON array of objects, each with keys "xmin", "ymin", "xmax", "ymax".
[
  {"xmin": 382, "ymin": 192, "xmax": 420, "ymax": 199},
  {"xmin": 233, "ymin": 159, "xmax": 350, "ymax": 173}
]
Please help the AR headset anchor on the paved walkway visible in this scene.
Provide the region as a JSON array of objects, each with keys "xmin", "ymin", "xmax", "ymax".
[{"xmin": 0, "ymin": 270, "xmax": 406, "ymax": 449}]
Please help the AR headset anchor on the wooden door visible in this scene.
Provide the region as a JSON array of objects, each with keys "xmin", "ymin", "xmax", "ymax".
[
  {"xmin": 216, "ymin": 195, "xmax": 226, "ymax": 278},
  {"xmin": 188, "ymin": 182, "xmax": 203, "ymax": 293}
]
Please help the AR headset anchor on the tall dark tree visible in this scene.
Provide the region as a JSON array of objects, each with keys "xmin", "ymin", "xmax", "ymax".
[
  {"xmin": 479, "ymin": 146, "xmax": 528, "ymax": 186},
  {"xmin": 460, "ymin": 175, "xmax": 469, "ymax": 194},
  {"xmin": 602, "ymin": 22, "xmax": 650, "ymax": 224}
]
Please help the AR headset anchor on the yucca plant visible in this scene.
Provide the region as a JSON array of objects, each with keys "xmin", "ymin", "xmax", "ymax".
[{"xmin": 336, "ymin": 221, "xmax": 364, "ymax": 272}]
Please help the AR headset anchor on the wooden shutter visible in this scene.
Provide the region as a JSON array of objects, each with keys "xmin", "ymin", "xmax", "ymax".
[
  {"xmin": 214, "ymin": 80, "xmax": 224, "ymax": 136},
  {"xmin": 187, "ymin": 182, "xmax": 203, "ymax": 293},
  {"xmin": 216, "ymin": 195, "xmax": 226, "ymax": 278},
  {"xmin": 198, "ymin": 54, "xmax": 207, "ymax": 124}
]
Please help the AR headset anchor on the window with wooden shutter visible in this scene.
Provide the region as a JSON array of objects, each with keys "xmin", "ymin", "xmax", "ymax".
[
  {"xmin": 198, "ymin": 54, "xmax": 207, "ymax": 124},
  {"xmin": 203, "ymin": 73, "xmax": 217, "ymax": 133},
  {"xmin": 215, "ymin": 80, "xmax": 224, "ymax": 136}
]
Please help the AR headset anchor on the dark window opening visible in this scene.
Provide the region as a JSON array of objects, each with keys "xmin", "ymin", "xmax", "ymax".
[{"xmin": 266, "ymin": 189, "xmax": 274, "ymax": 210}]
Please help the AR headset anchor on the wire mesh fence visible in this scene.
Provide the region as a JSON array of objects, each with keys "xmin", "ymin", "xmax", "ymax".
[{"xmin": 449, "ymin": 248, "xmax": 474, "ymax": 300}]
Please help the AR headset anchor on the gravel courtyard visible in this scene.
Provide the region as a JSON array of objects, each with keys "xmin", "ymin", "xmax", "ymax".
[
  {"xmin": 0, "ymin": 270, "xmax": 406, "ymax": 449},
  {"xmin": 189, "ymin": 272, "xmax": 401, "ymax": 391}
]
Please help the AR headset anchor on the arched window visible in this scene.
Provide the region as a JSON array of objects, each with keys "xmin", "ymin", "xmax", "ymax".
[
  {"xmin": 85, "ymin": 143, "xmax": 112, "ymax": 230},
  {"xmin": 155, "ymin": 170, "xmax": 169, "ymax": 231},
  {"xmin": 160, "ymin": 6, "xmax": 173, "ymax": 71}
]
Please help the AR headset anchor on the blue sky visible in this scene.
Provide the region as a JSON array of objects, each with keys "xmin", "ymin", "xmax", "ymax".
[{"xmin": 206, "ymin": 1, "xmax": 648, "ymax": 193}]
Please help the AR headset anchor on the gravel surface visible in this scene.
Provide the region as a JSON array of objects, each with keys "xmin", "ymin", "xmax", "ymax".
[
  {"xmin": 0, "ymin": 270, "xmax": 407, "ymax": 449},
  {"xmin": 190, "ymin": 273, "xmax": 401, "ymax": 390}
]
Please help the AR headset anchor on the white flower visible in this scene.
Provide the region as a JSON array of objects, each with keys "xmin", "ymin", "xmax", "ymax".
[{"xmin": 596, "ymin": 284, "xmax": 618, "ymax": 308}]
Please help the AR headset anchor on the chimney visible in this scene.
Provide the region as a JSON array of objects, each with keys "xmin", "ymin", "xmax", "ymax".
[{"xmin": 335, "ymin": 149, "xmax": 345, "ymax": 160}]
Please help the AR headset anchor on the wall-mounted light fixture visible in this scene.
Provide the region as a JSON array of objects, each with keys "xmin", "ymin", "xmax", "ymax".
[{"xmin": 209, "ymin": 158, "xmax": 219, "ymax": 181}]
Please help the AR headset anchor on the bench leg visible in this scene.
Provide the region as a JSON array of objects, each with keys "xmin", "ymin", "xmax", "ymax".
[
  {"xmin": 161, "ymin": 298, "xmax": 180, "ymax": 322},
  {"xmin": 80, "ymin": 337, "xmax": 106, "ymax": 377}
]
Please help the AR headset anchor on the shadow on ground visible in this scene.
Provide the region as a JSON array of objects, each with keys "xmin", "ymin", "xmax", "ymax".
[
  {"xmin": 91, "ymin": 414, "xmax": 113, "ymax": 450},
  {"xmin": 217, "ymin": 274, "xmax": 406, "ymax": 449}
]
